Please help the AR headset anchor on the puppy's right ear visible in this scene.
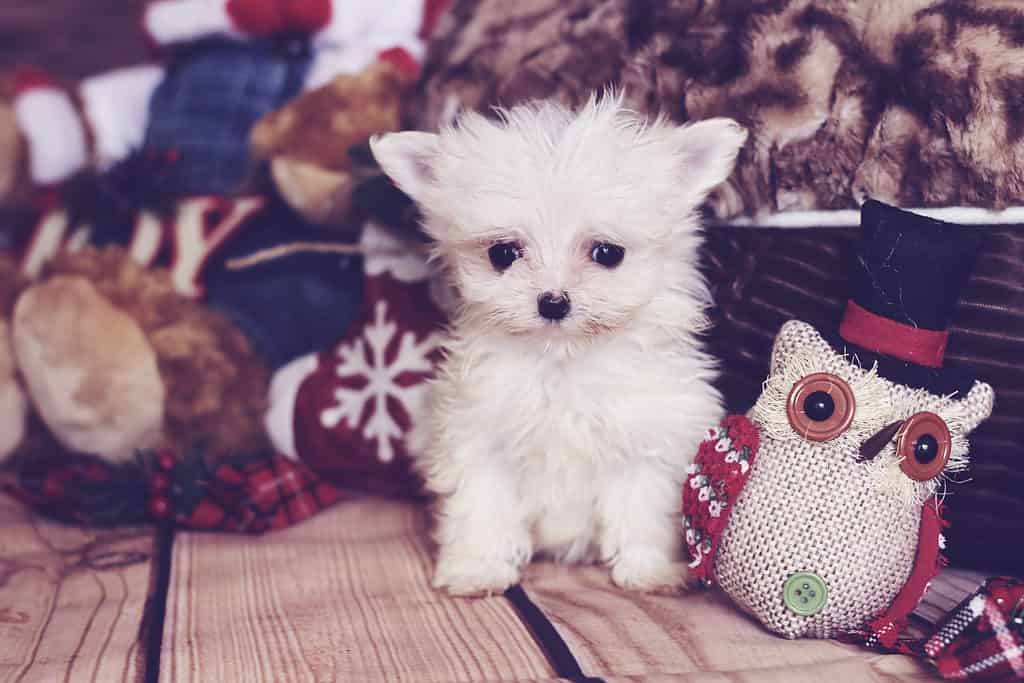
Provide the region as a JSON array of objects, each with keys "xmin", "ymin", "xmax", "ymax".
[{"xmin": 369, "ymin": 131, "xmax": 440, "ymax": 204}]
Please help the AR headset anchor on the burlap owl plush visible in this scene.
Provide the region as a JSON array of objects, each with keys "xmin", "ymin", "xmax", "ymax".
[{"xmin": 683, "ymin": 200, "xmax": 995, "ymax": 644}]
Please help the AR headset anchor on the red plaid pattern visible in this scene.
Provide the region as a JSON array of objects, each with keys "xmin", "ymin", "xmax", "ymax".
[
  {"xmin": 1, "ymin": 449, "xmax": 345, "ymax": 534},
  {"xmin": 922, "ymin": 577, "xmax": 1024, "ymax": 680},
  {"xmin": 186, "ymin": 454, "xmax": 345, "ymax": 533}
]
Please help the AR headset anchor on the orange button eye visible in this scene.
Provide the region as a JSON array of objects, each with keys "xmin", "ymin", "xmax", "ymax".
[
  {"xmin": 786, "ymin": 373, "xmax": 856, "ymax": 442},
  {"xmin": 896, "ymin": 412, "xmax": 951, "ymax": 481}
]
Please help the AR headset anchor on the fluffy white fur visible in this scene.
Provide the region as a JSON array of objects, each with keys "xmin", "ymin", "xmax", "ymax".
[{"xmin": 371, "ymin": 92, "xmax": 747, "ymax": 596}]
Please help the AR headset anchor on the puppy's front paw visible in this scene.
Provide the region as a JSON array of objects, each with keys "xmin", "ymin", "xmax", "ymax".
[
  {"xmin": 433, "ymin": 554, "xmax": 521, "ymax": 597},
  {"xmin": 610, "ymin": 551, "xmax": 687, "ymax": 594}
]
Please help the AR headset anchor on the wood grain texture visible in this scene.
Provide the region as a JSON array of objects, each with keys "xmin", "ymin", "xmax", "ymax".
[
  {"xmin": 0, "ymin": 493, "xmax": 153, "ymax": 683},
  {"xmin": 160, "ymin": 498, "xmax": 554, "ymax": 683},
  {"xmin": 521, "ymin": 562, "xmax": 941, "ymax": 682}
]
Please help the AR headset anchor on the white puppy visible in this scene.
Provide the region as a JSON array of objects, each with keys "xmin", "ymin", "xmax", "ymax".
[{"xmin": 371, "ymin": 92, "xmax": 746, "ymax": 596}]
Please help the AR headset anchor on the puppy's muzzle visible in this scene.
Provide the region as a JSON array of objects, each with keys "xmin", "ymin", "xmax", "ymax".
[{"xmin": 538, "ymin": 292, "xmax": 571, "ymax": 321}]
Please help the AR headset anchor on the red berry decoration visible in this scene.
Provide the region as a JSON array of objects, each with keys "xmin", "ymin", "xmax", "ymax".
[
  {"xmin": 149, "ymin": 472, "xmax": 171, "ymax": 494},
  {"xmin": 83, "ymin": 463, "xmax": 109, "ymax": 483},
  {"xmin": 148, "ymin": 495, "xmax": 172, "ymax": 520},
  {"xmin": 183, "ymin": 500, "xmax": 227, "ymax": 528},
  {"xmin": 41, "ymin": 475, "xmax": 65, "ymax": 500},
  {"xmin": 157, "ymin": 451, "xmax": 177, "ymax": 472}
]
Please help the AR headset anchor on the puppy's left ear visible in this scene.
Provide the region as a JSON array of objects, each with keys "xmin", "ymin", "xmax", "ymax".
[
  {"xmin": 672, "ymin": 118, "xmax": 748, "ymax": 200},
  {"xmin": 369, "ymin": 131, "xmax": 440, "ymax": 204}
]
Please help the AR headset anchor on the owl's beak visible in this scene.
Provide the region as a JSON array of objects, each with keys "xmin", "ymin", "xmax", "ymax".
[{"xmin": 856, "ymin": 420, "xmax": 905, "ymax": 463}]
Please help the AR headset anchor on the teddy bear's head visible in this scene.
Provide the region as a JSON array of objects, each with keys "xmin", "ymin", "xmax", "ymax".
[{"xmin": 250, "ymin": 60, "xmax": 416, "ymax": 226}]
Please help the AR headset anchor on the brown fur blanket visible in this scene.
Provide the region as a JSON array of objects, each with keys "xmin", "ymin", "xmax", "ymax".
[{"xmin": 408, "ymin": 0, "xmax": 1024, "ymax": 220}]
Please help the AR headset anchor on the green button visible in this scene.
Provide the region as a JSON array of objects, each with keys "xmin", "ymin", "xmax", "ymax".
[{"xmin": 783, "ymin": 572, "xmax": 828, "ymax": 616}]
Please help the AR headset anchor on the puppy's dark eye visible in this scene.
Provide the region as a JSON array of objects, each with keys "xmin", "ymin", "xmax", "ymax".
[
  {"xmin": 591, "ymin": 242, "xmax": 625, "ymax": 268},
  {"xmin": 488, "ymin": 241, "xmax": 522, "ymax": 271}
]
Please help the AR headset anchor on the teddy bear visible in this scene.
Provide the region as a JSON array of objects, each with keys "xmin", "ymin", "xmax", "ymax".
[
  {"xmin": 0, "ymin": 0, "xmax": 449, "ymax": 467},
  {"xmin": 249, "ymin": 58, "xmax": 420, "ymax": 226},
  {"xmin": 0, "ymin": 0, "xmax": 444, "ymax": 217},
  {"xmin": 0, "ymin": 244, "xmax": 269, "ymax": 463}
]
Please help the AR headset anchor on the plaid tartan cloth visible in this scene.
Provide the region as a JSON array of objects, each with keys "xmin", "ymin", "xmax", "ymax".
[
  {"xmin": 1, "ymin": 448, "xmax": 345, "ymax": 534},
  {"xmin": 143, "ymin": 36, "xmax": 312, "ymax": 196},
  {"xmin": 921, "ymin": 576, "xmax": 1024, "ymax": 680}
]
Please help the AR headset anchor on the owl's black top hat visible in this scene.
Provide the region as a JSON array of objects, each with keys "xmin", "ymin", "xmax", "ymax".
[{"xmin": 821, "ymin": 199, "xmax": 986, "ymax": 396}]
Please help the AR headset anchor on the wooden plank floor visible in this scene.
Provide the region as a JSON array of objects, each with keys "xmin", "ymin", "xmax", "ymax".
[
  {"xmin": 159, "ymin": 498, "xmax": 555, "ymax": 683},
  {"xmin": 0, "ymin": 491, "xmax": 983, "ymax": 682},
  {"xmin": 522, "ymin": 563, "xmax": 941, "ymax": 682},
  {"xmin": 157, "ymin": 497, "xmax": 958, "ymax": 683},
  {"xmin": 0, "ymin": 494, "xmax": 155, "ymax": 683}
]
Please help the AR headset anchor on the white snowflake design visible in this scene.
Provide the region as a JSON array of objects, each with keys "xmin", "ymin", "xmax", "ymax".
[{"xmin": 320, "ymin": 300, "xmax": 443, "ymax": 462}]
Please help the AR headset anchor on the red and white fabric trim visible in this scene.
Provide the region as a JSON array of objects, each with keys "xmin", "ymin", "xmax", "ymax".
[
  {"xmin": 305, "ymin": 0, "xmax": 429, "ymax": 88},
  {"xmin": 839, "ymin": 300, "xmax": 950, "ymax": 369},
  {"xmin": 264, "ymin": 223, "xmax": 447, "ymax": 498},
  {"xmin": 266, "ymin": 352, "xmax": 320, "ymax": 460},
  {"xmin": 12, "ymin": 68, "xmax": 88, "ymax": 186},
  {"xmin": 144, "ymin": 0, "xmax": 339, "ymax": 44},
  {"xmin": 282, "ymin": 271, "xmax": 444, "ymax": 498},
  {"xmin": 838, "ymin": 498, "xmax": 949, "ymax": 653},
  {"xmin": 79, "ymin": 65, "xmax": 165, "ymax": 170},
  {"xmin": 143, "ymin": 0, "xmax": 244, "ymax": 46},
  {"xmin": 141, "ymin": 0, "xmax": 444, "ymax": 90},
  {"xmin": 681, "ymin": 415, "xmax": 760, "ymax": 583}
]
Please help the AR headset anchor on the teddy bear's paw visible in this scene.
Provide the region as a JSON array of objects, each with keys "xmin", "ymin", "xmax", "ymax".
[{"xmin": 12, "ymin": 277, "xmax": 165, "ymax": 459}]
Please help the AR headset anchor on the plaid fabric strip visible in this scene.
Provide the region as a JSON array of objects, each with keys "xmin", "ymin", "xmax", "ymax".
[
  {"xmin": 922, "ymin": 577, "xmax": 1024, "ymax": 680},
  {"xmin": 200, "ymin": 454, "xmax": 346, "ymax": 533}
]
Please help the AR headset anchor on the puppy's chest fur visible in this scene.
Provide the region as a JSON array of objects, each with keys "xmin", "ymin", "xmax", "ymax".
[
  {"xmin": 492, "ymin": 352, "xmax": 631, "ymax": 560},
  {"xmin": 451, "ymin": 340, "xmax": 716, "ymax": 558},
  {"xmin": 521, "ymin": 447, "xmax": 604, "ymax": 562},
  {"xmin": 475, "ymin": 342, "xmax": 685, "ymax": 459}
]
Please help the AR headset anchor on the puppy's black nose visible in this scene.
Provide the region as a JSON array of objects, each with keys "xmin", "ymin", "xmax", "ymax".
[{"xmin": 538, "ymin": 292, "xmax": 571, "ymax": 321}]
